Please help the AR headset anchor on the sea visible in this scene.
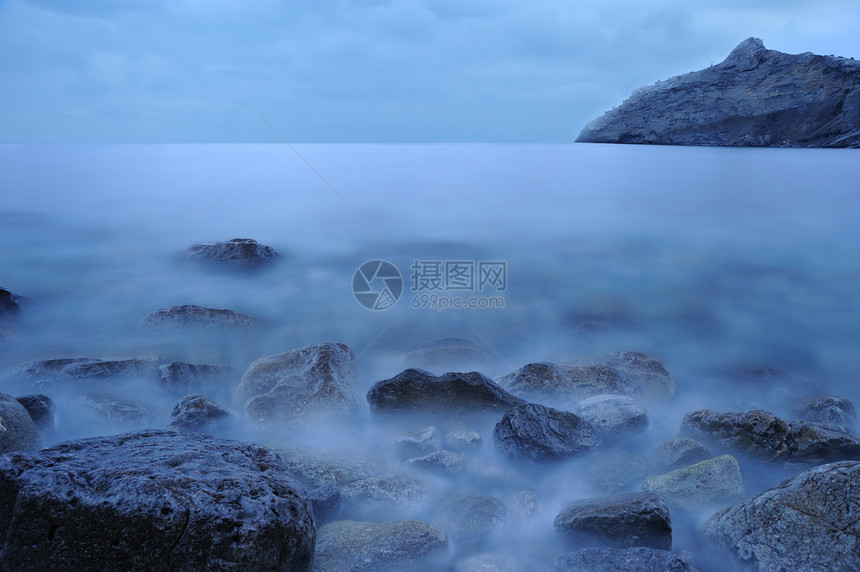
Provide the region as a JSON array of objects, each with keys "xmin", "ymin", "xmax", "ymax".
[{"xmin": 1, "ymin": 142, "xmax": 859, "ymax": 568}]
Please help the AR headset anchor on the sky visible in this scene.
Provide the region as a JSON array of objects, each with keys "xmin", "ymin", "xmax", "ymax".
[{"xmin": 1, "ymin": 0, "xmax": 859, "ymax": 143}]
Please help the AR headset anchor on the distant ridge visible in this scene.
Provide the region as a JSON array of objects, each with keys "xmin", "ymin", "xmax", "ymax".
[{"xmin": 577, "ymin": 38, "xmax": 860, "ymax": 148}]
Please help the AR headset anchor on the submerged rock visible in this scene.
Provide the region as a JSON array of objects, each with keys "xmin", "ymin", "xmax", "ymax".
[
  {"xmin": 577, "ymin": 37, "xmax": 860, "ymax": 148},
  {"xmin": 702, "ymin": 460, "xmax": 860, "ymax": 571},
  {"xmin": 15, "ymin": 394, "xmax": 55, "ymax": 432},
  {"xmin": 790, "ymin": 395, "xmax": 856, "ymax": 430},
  {"xmin": 494, "ymin": 403, "xmax": 600, "ymax": 464},
  {"xmin": 157, "ymin": 361, "xmax": 233, "ymax": 391},
  {"xmin": 551, "ymin": 547, "xmax": 695, "ymax": 572},
  {"xmin": 553, "ymin": 491, "xmax": 672, "ymax": 551},
  {"xmin": 0, "ymin": 392, "xmax": 40, "ymax": 454},
  {"xmin": 0, "ymin": 287, "xmax": 21, "ymax": 316},
  {"xmin": 75, "ymin": 395, "xmax": 155, "ymax": 427},
  {"xmin": 680, "ymin": 409, "xmax": 860, "ymax": 464},
  {"xmin": 313, "ymin": 520, "xmax": 450, "ymax": 572},
  {"xmin": 575, "ymin": 394, "xmax": 649, "ymax": 443},
  {"xmin": 495, "ymin": 362, "xmax": 578, "ymax": 405},
  {"xmin": 645, "ymin": 438, "xmax": 712, "ymax": 475},
  {"xmin": 166, "ymin": 394, "xmax": 231, "ymax": 432},
  {"xmin": 0, "ymin": 430, "xmax": 315, "ymax": 570},
  {"xmin": 142, "ymin": 304, "xmax": 259, "ymax": 329},
  {"xmin": 234, "ymin": 342, "xmax": 359, "ymax": 426},
  {"xmin": 444, "ymin": 429, "xmax": 483, "ymax": 453},
  {"xmin": 406, "ymin": 450, "xmax": 472, "ymax": 477},
  {"xmin": 14, "ymin": 357, "xmax": 158, "ymax": 386},
  {"xmin": 641, "ymin": 455, "xmax": 745, "ymax": 512},
  {"xmin": 185, "ymin": 237, "xmax": 280, "ymax": 268},
  {"xmin": 394, "ymin": 426, "xmax": 442, "ymax": 460},
  {"xmin": 431, "ymin": 492, "xmax": 506, "ymax": 551}
]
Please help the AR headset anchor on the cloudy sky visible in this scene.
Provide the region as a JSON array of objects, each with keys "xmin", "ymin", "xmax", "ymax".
[{"xmin": 1, "ymin": 0, "xmax": 859, "ymax": 143}]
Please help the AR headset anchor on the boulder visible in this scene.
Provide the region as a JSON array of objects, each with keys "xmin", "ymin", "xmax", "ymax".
[
  {"xmin": 406, "ymin": 450, "xmax": 472, "ymax": 477},
  {"xmin": 394, "ymin": 426, "xmax": 441, "ymax": 460},
  {"xmin": 493, "ymin": 403, "xmax": 600, "ymax": 464},
  {"xmin": 0, "ymin": 430, "xmax": 315, "ymax": 570},
  {"xmin": 185, "ymin": 238, "xmax": 280, "ymax": 268},
  {"xmin": 495, "ymin": 362, "xmax": 578, "ymax": 405},
  {"xmin": 313, "ymin": 520, "xmax": 450, "ymax": 572},
  {"xmin": 431, "ymin": 492, "xmax": 506, "ymax": 550},
  {"xmin": 367, "ymin": 369, "xmax": 525, "ymax": 421},
  {"xmin": 575, "ymin": 394, "xmax": 649, "ymax": 443},
  {"xmin": 641, "ymin": 455, "xmax": 745, "ymax": 512},
  {"xmin": 577, "ymin": 37, "xmax": 860, "ymax": 148},
  {"xmin": 157, "ymin": 361, "xmax": 234, "ymax": 391},
  {"xmin": 15, "ymin": 394, "xmax": 55, "ymax": 432},
  {"xmin": 645, "ymin": 438, "xmax": 712, "ymax": 474},
  {"xmin": 553, "ymin": 491, "xmax": 672, "ymax": 551},
  {"xmin": 14, "ymin": 357, "xmax": 158, "ymax": 386},
  {"xmin": 444, "ymin": 429, "xmax": 483, "ymax": 453},
  {"xmin": 166, "ymin": 394, "xmax": 231, "ymax": 432},
  {"xmin": 142, "ymin": 305, "xmax": 259, "ymax": 329},
  {"xmin": 0, "ymin": 392, "xmax": 40, "ymax": 454},
  {"xmin": 551, "ymin": 547, "xmax": 695, "ymax": 572},
  {"xmin": 790, "ymin": 395, "xmax": 856, "ymax": 430},
  {"xmin": 234, "ymin": 342, "xmax": 358, "ymax": 425},
  {"xmin": 680, "ymin": 409, "xmax": 860, "ymax": 464},
  {"xmin": 702, "ymin": 460, "xmax": 860, "ymax": 571}
]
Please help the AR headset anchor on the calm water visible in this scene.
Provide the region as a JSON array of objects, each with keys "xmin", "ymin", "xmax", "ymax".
[{"xmin": 1, "ymin": 143, "xmax": 859, "ymax": 567}]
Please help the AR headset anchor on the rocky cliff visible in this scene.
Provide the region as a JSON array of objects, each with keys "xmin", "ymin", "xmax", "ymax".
[{"xmin": 576, "ymin": 38, "xmax": 860, "ymax": 148}]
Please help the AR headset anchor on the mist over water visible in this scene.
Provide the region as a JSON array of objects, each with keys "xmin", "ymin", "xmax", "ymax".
[{"xmin": 2, "ymin": 143, "xmax": 859, "ymax": 569}]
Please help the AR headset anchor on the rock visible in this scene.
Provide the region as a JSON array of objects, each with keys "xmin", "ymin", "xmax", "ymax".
[
  {"xmin": 313, "ymin": 520, "xmax": 450, "ymax": 572},
  {"xmin": 0, "ymin": 287, "xmax": 21, "ymax": 316},
  {"xmin": 0, "ymin": 430, "xmax": 315, "ymax": 570},
  {"xmin": 680, "ymin": 409, "xmax": 860, "ymax": 464},
  {"xmin": 142, "ymin": 304, "xmax": 259, "ymax": 328},
  {"xmin": 0, "ymin": 392, "xmax": 40, "ymax": 454},
  {"xmin": 551, "ymin": 547, "xmax": 695, "ymax": 572},
  {"xmin": 581, "ymin": 450, "xmax": 648, "ymax": 494},
  {"xmin": 554, "ymin": 491, "xmax": 672, "ymax": 551},
  {"xmin": 562, "ymin": 352, "xmax": 676, "ymax": 404},
  {"xmin": 14, "ymin": 357, "xmax": 158, "ymax": 386},
  {"xmin": 431, "ymin": 492, "xmax": 506, "ymax": 550},
  {"xmin": 493, "ymin": 403, "xmax": 600, "ymax": 464},
  {"xmin": 306, "ymin": 483, "xmax": 343, "ymax": 525},
  {"xmin": 15, "ymin": 394, "xmax": 54, "ymax": 432},
  {"xmin": 406, "ymin": 450, "xmax": 472, "ymax": 477},
  {"xmin": 394, "ymin": 426, "xmax": 442, "ymax": 459},
  {"xmin": 367, "ymin": 369, "xmax": 525, "ymax": 421},
  {"xmin": 276, "ymin": 448, "xmax": 435, "ymax": 520},
  {"xmin": 790, "ymin": 395, "xmax": 856, "ymax": 430},
  {"xmin": 444, "ymin": 430, "xmax": 483, "ymax": 453},
  {"xmin": 701, "ymin": 460, "xmax": 860, "ymax": 571},
  {"xmin": 166, "ymin": 394, "xmax": 231, "ymax": 432},
  {"xmin": 234, "ymin": 342, "xmax": 358, "ymax": 426},
  {"xmin": 75, "ymin": 395, "xmax": 155, "ymax": 427},
  {"xmin": 157, "ymin": 361, "xmax": 233, "ymax": 391},
  {"xmin": 641, "ymin": 455, "xmax": 745, "ymax": 512},
  {"xmin": 575, "ymin": 394, "xmax": 649, "ymax": 443},
  {"xmin": 495, "ymin": 362, "xmax": 576, "ymax": 405},
  {"xmin": 577, "ymin": 38, "xmax": 860, "ymax": 148},
  {"xmin": 185, "ymin": 238, "xmax": 280, "ymax": 268},
  {"xmin": 645, "ymin": 438, "xmax": 712, "ymax": 474}
]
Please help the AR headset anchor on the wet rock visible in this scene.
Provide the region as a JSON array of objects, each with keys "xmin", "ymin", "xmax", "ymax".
[
  {"xmin": 15, "ymin": 394, "xmax": 54, "ymax": 432},
  {"xmin": 234, "ymin": 342, "xmax": 358, "ymax": 426},
  {"xmin": 562, "ymin": 352, "xmax": 676, "ymax": 404},
  {"xmin": 790, "ymin": 395, "xmax": 856, "ymax": 430},
  {"xmin": 313, "ymin": 520, "xmax": 450, "ymax": 572},
  {"xmin": 157, "ymin": 361, "xmax": 233, "ymax": 391},
  {"xmin": 406, "ymin": 450, "xmax": 472, "ymax": 477},
  {"xmin": 0, "ymin": 287, "xmax": 21, "ymax": 316},
  {"xmin": 142, "ymin": 304, "xmax": 259, "ymax": 328},
  {"xmin": 185, "ymin": 238, "xmax": 280, "ymax": 268},
  {"xmin": 75, "ymin": 395, "xmax": 155, "ymax": 427},
  {"xmin": 0, "ymin": 430, "xmax": 315, "ymax": 570},
  {"xmin": 493, "ymin": 403, "xmax": 600, "ymax": 464},
  {"xmin": 367, "ymin": 369, "xmax": 525, "ymax": 422},
  {"xmin": 551, "ymin": 547, "xmax": 695, "ymax": 572},
  {"xmin": 641, "ymin": 455, "xmax": 745, "ymax": 512},
  {"xmin": 495, "ymin": 362, "xmax": 580, "ymax": 406},
  {"xmin": 680, "ymin": 409, "xmax": 860, "ymax": 464},
  {"xmin": 445, "ymin": 429, "xmax": 483, "ymax": 453},
  {"xmin": 554, "ymin": 491, "xmax": 672, "ymax": 551},
  {"xmin": 166, "ymin": 394, "xmax": 231, "ymax": 432},
  {"xmin": 306, "ymin": 483, "xmax": 343, "ymax": 526},
  {"xmin": 0, "ymin": 392, "xmax": 40, "ymax": 454},
  {"xmin": 14, "ymin": 357, "xmax": 158, "ymax": 386},
  {"xmin": 581, "ymin": 450, "xmax": 648, "ymax": 494},
  {"xmin": 702, "ymin": 460, "xmax": 860, "ymax": 571},
  {"xmin": 394, "ymin": 426, "xmax": 441, "ymax": 459},
  {"xmin": 575, "ymin": 394, "xmax": 649, "ymax": 443},
  {"xmin": 276, "ymin": 448, "xmax": 435, "ymax": 520},
  {"xmin": 431, "ymin": 492, "xmax": 506, "ymax": 551},
  {"xmin": 645, "ymin": 438, "xmax": 712, "ymax": 474}
]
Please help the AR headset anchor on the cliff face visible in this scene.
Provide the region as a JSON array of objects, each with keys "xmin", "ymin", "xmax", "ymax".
[{"xmin": 576, "ymin": 38, "xmax": 860, "ymax": 148}]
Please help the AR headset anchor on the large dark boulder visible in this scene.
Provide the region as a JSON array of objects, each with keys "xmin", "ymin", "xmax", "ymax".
[
  {"xmin": 367, "ymin": 369, "xmax": 525, "ymax": 421},
  {"xmin": 701, "ymin": 460, "xmax": 860, "ymax": 571},
  {"xmin": 493, "ymin": 403, "xmax": 600, "ymax": 464},
  {"xmin": 577, "ymin": 37, "xmax": 860, "ymax": 148},
  {"xmin": 0, "ymin": 430, "xmax": 315, "ymax": 571},
  {"xmin": 680, "ymin": 409, "xmax": 860, "ymax": 465},
  {"xmin": 185, "ymin": 238, "xmax": 280, "ymax": 268},
  {"xmin": 553, "ymin": 491, "xmax": 672, "ymax": 551}
]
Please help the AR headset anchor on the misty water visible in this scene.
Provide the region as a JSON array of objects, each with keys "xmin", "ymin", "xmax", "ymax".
[{"xmin": 2, "ymin": 143, "xmax": 859, "ymax": 569}]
